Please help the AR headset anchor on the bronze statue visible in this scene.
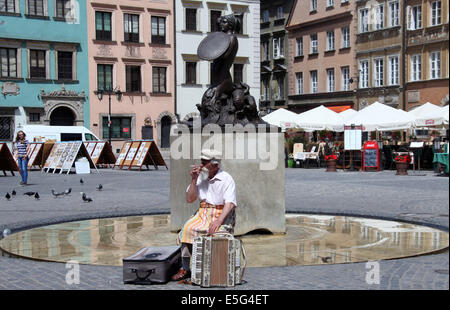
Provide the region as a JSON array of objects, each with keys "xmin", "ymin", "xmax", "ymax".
[{"xmin": 184, "ymin": 14, "xmax": 268, "ymax": 128}]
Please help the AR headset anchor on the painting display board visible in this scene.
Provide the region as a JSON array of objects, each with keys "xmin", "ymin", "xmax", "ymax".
[
  {"xmin": 114, "ymin": 142, "xmax": 132, "ymax": 168},
  {"xmin": 363, "ymin": 141, "xmax": 380, "ymax": 172},
  {"xmin": 114, "ymin": 140, "xmax": 167, "ymax": 170},
  {"xmin": 83, "ymin": 141, "xmax": 116, "ymax": 166},
  {"xmin": 0, "ymin": 143, "xmax": 19, "ymax": 176},
  {"xmin": 27, "ymin": 143, "xmax": 44, "ymax": 169},
  {"xmin": 43, "ymin": 142, "xmax": 98, "ymax": 174}
]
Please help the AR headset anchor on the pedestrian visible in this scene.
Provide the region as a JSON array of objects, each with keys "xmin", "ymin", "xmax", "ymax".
[{"xmin": 14, "ymin": 130, "xmax": 30, "ymax": 185}]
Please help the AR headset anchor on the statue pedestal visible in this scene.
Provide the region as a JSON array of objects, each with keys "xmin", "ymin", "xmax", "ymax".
[{"xmin": 170, "ymin": 127, "xmax": 286, "ymax": 235}]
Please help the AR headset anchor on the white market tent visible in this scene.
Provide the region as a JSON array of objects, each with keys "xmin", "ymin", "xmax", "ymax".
[
  {"xmin": 339, "ymin": 108, "xmax": 358, "ymax": 122},
  {"xmin": 291, "ymin": 105, "xmax": 345, "ymax": 132},
  {"xmin": 345, "ymin": 101, "xmax": 415, "ymax": 132},
  {"xmin": 262, "ymin": 108, "xmax": 299, "ymax": 129},
  {"xmin": 442, "ymin": 105, "xmax": 449, "ymax": 124},
  {"xmin": 409, "ymin": 102, "xmax": 446, "ymax": 127}
]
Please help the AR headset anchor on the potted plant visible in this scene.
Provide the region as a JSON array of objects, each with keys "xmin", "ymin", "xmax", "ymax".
[
  {"xmin": 325, "ymin": 154, "xmax": 338, "ymax": 172},
  {"xmin": 394, "ymin": 154, "xmax": 411, "ymax": 175}
]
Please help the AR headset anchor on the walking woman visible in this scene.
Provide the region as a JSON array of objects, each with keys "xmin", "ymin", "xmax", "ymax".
[{"xmin": 14, "ymin": 131, "xmax": 30, "ymax": 185}]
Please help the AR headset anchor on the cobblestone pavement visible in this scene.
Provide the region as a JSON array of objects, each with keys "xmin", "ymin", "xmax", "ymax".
[{"xmin": 0, "ymin": 166, "xmax": 448, "ymax": 290}]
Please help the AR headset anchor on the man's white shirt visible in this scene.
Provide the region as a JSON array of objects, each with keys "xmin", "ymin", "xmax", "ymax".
[{"xmin": 187, "ymin": 169, "xmax": 237, "ymax": 207}]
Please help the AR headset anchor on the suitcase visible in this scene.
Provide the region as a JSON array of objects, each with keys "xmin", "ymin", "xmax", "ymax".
[{"xmin": 123, "ymin": 246, "xmax": 181, "ymax": 285}]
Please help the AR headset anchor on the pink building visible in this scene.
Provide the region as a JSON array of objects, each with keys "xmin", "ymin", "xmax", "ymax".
[
  {"xmin": 87, "ymin": 0, "xmax": 176, "ymax": 153},
  {"xmin": 286, "ymin": 0, "xmax": 357, "ymax": 114}
]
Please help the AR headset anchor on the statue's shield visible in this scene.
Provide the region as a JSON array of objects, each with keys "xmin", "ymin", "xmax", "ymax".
[{"xmin": 197, "ymin": 32, "xmax": 231, "ymax": 61}]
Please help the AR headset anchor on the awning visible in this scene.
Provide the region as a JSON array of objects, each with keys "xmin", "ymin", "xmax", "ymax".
[{"xmin": 327, "ymin": 105, "xmax": 352, "ymax": 113}]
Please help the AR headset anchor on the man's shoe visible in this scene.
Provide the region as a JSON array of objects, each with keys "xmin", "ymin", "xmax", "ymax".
[{"xmin": 171, "ymin": 268, "xmax": 190, "ymax": 281}]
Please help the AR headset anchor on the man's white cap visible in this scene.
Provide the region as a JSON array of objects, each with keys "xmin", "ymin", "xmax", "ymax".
[{"xmin": 201, "ymin": 149, "xmax": 222, "ymax": 162}]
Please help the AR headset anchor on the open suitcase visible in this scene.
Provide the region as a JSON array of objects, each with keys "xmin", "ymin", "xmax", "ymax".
[{"xmin": 123, "ymin": 246, "xmax": 181, "ymax": 285}]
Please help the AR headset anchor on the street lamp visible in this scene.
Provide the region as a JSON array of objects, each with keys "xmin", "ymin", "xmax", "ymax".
[{"xmin": 94, "ymin": 87, "xmax": 122, "ymax": 146}]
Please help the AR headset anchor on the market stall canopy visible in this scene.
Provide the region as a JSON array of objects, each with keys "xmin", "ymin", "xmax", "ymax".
[
  {"xmin": 409, "ymin": 102, "xmax": 446, "ymax": 127},
  {"xmin": 262, "ymin": 108, "xmax": 298, "ymax": 129},
  {"xmin": 443, "ymin": 105, "xmax": 449, "ymax": 124},
  {"xmin": 339, "ymin": 109, "xmax": 358, "ymax": 122},
  {"xmin": 345, "ymin": 101, "xmax": 415, "ymax": 132},
  {"xmin": 291, "ymin": 105, "xmax": 345, "ymax": 132}
]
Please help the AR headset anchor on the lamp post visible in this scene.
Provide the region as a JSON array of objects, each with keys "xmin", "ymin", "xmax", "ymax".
[{"xmin": 94, "ymin": 88, "xmax": 122, "ymax": 146}]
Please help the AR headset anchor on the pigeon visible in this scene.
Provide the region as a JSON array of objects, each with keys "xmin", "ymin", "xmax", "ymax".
[
  {"xmin": 11, "ymin": 190, "xmax": 16, "ymax": 196},
  {"xmin": 24, "ymin": 192, "xmax": 36, "ymax": 197},
  {"xmin": 5, "ymin": 193, "xmax": 11, "ymax": 200},
  {"xmin": 96, "ymin": 184, "xmax": 103, "ymax": 191},
  {"xmin": 81, "ymin": 192, "xmax": 93, "ymax": 203},
  {"xmin": 319, "ymin": 256, "xmax": 332, "ymax": 263},
  {"xmin": 80, "ymin": 178, "xmax": 84, "ymax": 184},
  {"xmin": 34, "ymin": 192, "xmax": 40, "ymax": 200},
  {"xmin": 51, "ymin": 189, "xmax": 64, "ymax": 198},
  {"xmin": 64, "ymin": 188, "xmax": 72, "ymax": 195}
]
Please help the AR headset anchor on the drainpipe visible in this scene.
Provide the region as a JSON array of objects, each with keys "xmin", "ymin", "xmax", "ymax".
[
  {"xmin": 173, "ymin": 0, "xmax": 179, "ymax": 123},
  {"xmin": 402, "ymin": 0, "xmax": 408, "ymax": 142}
]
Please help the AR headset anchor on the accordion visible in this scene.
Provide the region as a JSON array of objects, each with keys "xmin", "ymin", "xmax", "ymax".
[{"xmin": 191, "ymin": 232, "xmax": 246, "ymax": 287}]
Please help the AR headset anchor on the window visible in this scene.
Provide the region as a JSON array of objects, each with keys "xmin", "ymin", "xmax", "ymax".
[
  {"xmin": 430, "ymin": 51, "xmax": 440, "ymax": 79},
  {"xmin": 186, "ymin": 62, "xmax": 197, "ymax": 84},
  {"xmin": 28, "ymin": 0, "xmax": 44, "ymax": 16},
  {"xmin": 277, "ymin": 6, "xmax": 283, "ymax": 19},
  {"xmin": 210, "ymin": 10, "xmax": 221, "ymax": 32},
  {"xmin": 186, "ymin": 8, "xmax": 197, "ymax": 31},
  {"xmin": 152, "ymin": 67, "xmax": 166, "ymax": 93},
  {"xmin": 56, "ymin": 0, "xmax": 72, "ymax": 19},
  {"xmin": 126, "ymin": 65, "xmax": 141, "ymax": 92},
  {"xmin": 0, "ymin": 0, "xmax": 16, "ymax": 13},
  {"xmin": 262, "ymin": 41, "xmax": 269, "ymax": 61},
  {"xmin": 411, "ymin": 54, "xmax": 421, "ymax": 81},
  {"xmin": 97, "ymin": 64, "xmax": 113, "ymax": 91},
  {"xmin": 95, "ymin": 11, "xmax": 112, "ymax": 41},
  {"xmin": 0, "ymin": 117, "xmax": 12, "ymax": 140},
  {"xmin": 327, "ymin": 0, "xmax": 334, "ymax": 7},
  {"xmin": 273, "ymin": 37, "xmax": 284, "ymax": 59},
  {"xmin": 388, "ymin": 55, "xmax": 399, "ymax": 85},
  {"xmin": 341, "ymin": 27, "xmax": 350, "ymax": 48},
  {"xmin": 233, "ymin": 64, "xmax": 243, "ymax": 84},
  {"xmin": 296, "ymin": 72, "xmax": 303, "ymax": 95},
  {"xmin": 296, "ymin": 37, "xmax": 303, "ymax": 56},
  {"xmin": 261, "ymin": 78, "xmax": 269, "ymax": 100},
  {"xmin": 29, "ymin": 113, "xmax": 40, "ymax": 122},
  {"xmin": 359, "ymin": 60, "xmax": 369, "ymax": 88},
  {"xmin": 102, "ymin": 117, "xmax": 131, "ymax": 139},
  {"xmin": 326, "ymin": 31, "xmax": 335, "ymax": 51},
  {"xmin": 235, "ymin": 14, "xmax": 244, "ymax": 34},
  {"xmin": 341, "ymin": 66, "xmax": 350, "ymax": 91},
  {"xmin": 359, "ymin": 9, "xmax": 369, "ymax": 33},
  {"xmin": 389, "ymin": 1, "xmax": 399, "ymax": 27},
  {"xmin": 29, "ymin": 49, "xmax": 46, "ymax": 78},
  {"xmin": 0, "ymin": 48, "xmax": 17, "ymax": 78},
  {"xmin": 310, "ymin": 34, "xmax": 318, "ymax": 54},
  {"xmin": 57, "ymin": 51, "xmax": 72, "ymax": 80},
  {"xmin": 374, "ymin": 58, "xmax": 384, "ymax": 87},
  {"xmin": 262, "ymin": 9, "xmax": 269, "ymax": 23},
  {"xmin": 375, "ymin": 4, "xmax": 384, "ymax": 30},
  {"xmin": 310, "ymin": 70, "xmax": 318, "ymax": 93},
  {"xmin": 327, "ymin": 69, "xmax": 335, "ymax": 92},
  {"xmin": 409, "ymin": 5, "xmax": 422, "ymax": 30},
  {"xmin": 431, "ymin": 1, "xmax": 441, "ymax": 26},
  {"xmin": 151, "ymin": 16, "xmax": 166, "ymax": 44},
  {"xmin": 277, "ymin": 77, "xmax": 284, "ymax": 99},
  {"xmin": 310, "ymin": 0, "xmax": 317, "ymax": 12},
  {"xmin": 124, "ymin": 13, "xmax": 139, "ymax": 43}
]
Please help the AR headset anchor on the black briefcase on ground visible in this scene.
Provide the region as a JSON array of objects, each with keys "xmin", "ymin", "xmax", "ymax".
[{"xmin": 123, "ymin": 246, "xmax": 181, "ymax": 285}]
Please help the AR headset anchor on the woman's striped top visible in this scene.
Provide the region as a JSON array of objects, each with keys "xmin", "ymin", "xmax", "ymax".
[{"xmin": 16, "ymin": 140, "xmax": 29, "ymax": 157}]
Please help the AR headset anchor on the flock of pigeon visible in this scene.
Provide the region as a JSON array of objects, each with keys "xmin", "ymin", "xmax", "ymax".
[{"xmin": 4, "ymin": 178, "xmax": 103, "ymax": 203}]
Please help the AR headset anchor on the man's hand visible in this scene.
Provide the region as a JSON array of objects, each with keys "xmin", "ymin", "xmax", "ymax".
[
  {"xmin": 190, "ymin": 165, "xmax": 201, "ymax": 180},
  {"xmin": 208, "ymin": 219, "xmax": 223, "ymax": 235}
]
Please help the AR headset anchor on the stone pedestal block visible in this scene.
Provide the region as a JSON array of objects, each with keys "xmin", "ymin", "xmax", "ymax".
[{"xmin": 170, "ymin": 127, "xmax": 286, "ymax": 236}]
